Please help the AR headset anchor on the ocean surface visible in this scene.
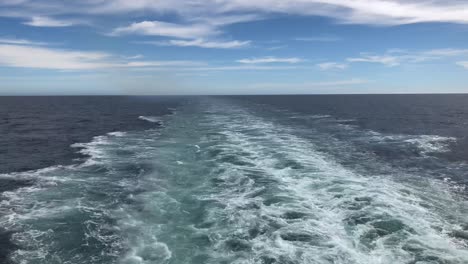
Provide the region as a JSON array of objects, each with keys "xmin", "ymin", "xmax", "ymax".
[{"xmin": 1, "ymin": 95, "xmax": 468, "ymax": 264}]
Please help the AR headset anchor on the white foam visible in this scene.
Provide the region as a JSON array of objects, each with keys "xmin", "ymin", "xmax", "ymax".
[
  {"xmin": 0, "ymin": 131, "xmax": 134, "ymax": 263},
  {"xmin": 370, "ymin": 133, "xmax": 456, "ymax": 154},
  {"xmin": 138, "ymin": 116, "xmax": 163, "ymax": 124},
  {"xmin": 193, "ymin": 144, "xmax": 201, "ymax": 153},
  {"xmin": 108, "ymin": 131, "xmax": 127, "ymax": 137},
  {"xmin": 70, "ymin": 134, "xmax": 120, "ymax": 166},
  {"xmin": 281, "ymin": 109, "xmax": 456, "ymax": 156},
  {"xmin": 192, "ymin": 100, "xmax": 468, "ymax": 263},
  {"xmin": 121, "ymin": 241, "xmax": 172, "ymax": 264},
  {"xmin": 404, "ymin": 135, "xmax": 456, "ymax": 154},
  {"xmin": 2, "ymin": 98, "xmax": 467, "ymax": 264}
]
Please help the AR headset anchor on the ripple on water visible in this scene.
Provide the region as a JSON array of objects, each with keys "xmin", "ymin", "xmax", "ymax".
[{"xmin": 2, "ymin": 99, "xmax": 468, "ymax": 264}]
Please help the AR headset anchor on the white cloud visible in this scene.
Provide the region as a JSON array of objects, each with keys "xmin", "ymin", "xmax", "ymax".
[
  {"xmin": 191, "ymin": 14, "xmax": 263, "ymax": 26},
  {"xmin": 318, "ymin": 62, "xmax": 348, "ymax": 70},
  {"xmin": 237, "ymin": 57, "xmax": 304, "ymax": 64},
  {"xmin": 421, "ymin": 49, "xmax": 468, "ymax": 57},
  {"xmin": 456, "ymin": 61, "xmax": 468, "ymax": 69},
  {"xmin": 169, "ymin": 39, "xmax": 250, "ymax": 49},
  {"xmin": 295, "ymin": 36, "xmax": 341, "ymax": 42},
  {"xmin": 111, "ymin": 21, "xmax": 218, "ymax": 39},
  {"xmin": 266, "ymin": 45, "xmax": 288, "ymax": 51},
  {"xmin": 5, "ymin": 1, "xmax": 468, "ymax": 34},
  {"xmin": 0, "ymin": 44, "xmax": 112, "ymax": 70},
  {"xmin": 0, "ymin": 43, "xmax": 299, "ymax": 72},
  {"xmin": 347, "ymin": 55, "xmax": 400, "ymax": 66},
  {"xmin": 10, "ymin": 0, "xmax": 468, "ymax": 25},
  {"xmin": 111, "ymin": 16, "xmax": 254, "ymax": 49},
  {"xmin": 347, "ymin": 48, "xmax": 468, "ymax": 67},
  {"xmin": 248, "ymin": 79, "xmax": 369, "ymax": 89},
  {"xmin": 90, "ymin": 1, "xmax": 468, "ymax": 25},
  {"xmin": 189, "ymin": 65, "xmax": 300, "ymax": 71},
  {"xmin": 123, "ymin": 54, "xmax": 143, "ymax": 60},
  {"xmin": 0, "ymin": 37, "xmax": 47, "ymax": 45},
  {"xmin": 23, "ymin": 16, "xmax": 75, "ymax": 27},
  {"xmin": 125, "ymin": 61, "xmax": 204, "ymax": 67},
  {"xmin": 0, "ymin": 44, "xmax": 201, "ymax": 70},
  {"xmin": 146, "ymin": 39, "xmax": 251, "ymax": 49}
]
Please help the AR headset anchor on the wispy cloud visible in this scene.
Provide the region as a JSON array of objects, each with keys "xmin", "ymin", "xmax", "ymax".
[
  {"xmin": 143, "ymin": 39, "xmax": 251, "ymax": 49},
  {"xmin": 0, "ymin": 37, "xmax": 47, "ymax": 46},
  {"xmin": 7, "ymin": 1, "xmax": 468, "ymax": 26},
  {"xmin": 237, "ymin": 57, "xmax": 304, "ymax": 64},
  {"xmin": 110, "ymin": 14, "xmax": 255, "ymax": 49},
  {"xmin": 295, "ymin": 36, "xmax": 341, "ymax": 42},
  {"xmin": 0, "ymin": 44, "xmax": 113, "ymax": 70},
  {"xmin": 0, "ymin": 44, "xmax": 202, "ymax": 70},
  {"xmin": 188, "ymin": 65, "xmax": 301, "ymax": 71},
  {"xmin": 123, "ymin": 54, "xmax": 144, "ymax": 60},
  {"xmin": 347, "ymin": 49, "xmax": 468, "ymax": 67},
  {"xmin": 111, "ymin": 21, "xmax": 218, "ymax": 39},
  {"xmin": 318, "ymin": 62, "xmax": 348, "ymax": 70},
  {"xmin": 421, "ymin": 49, "xmax": 468, "ymax": 57},
  {"xmin": 266, "ymin": 45, "xmax": 288, "ymax": 51},
  {"xmin": 457, "ymin": 61, "xmax": 468, "ymax": 69},
  {"xmin": 90, "ymin": 1, "xmax": 468, "ymax": 25},
  {"xmin": 169, "ymin": 39, "xmax": 250, "ymax": 49},
  {"xmin": 347, "ymin": 55, "xmax": 400, "ymax": 67},
  {"xmin": 248, "ymin": 79, "xmax": 369, "ymax": 89},
  {"xmin": 23, "ymin": 16, "xmax": 76, "ymax": 27},
  {"xmin": 124, "ymin": 61, "xmax": 204, "ymax": 67}
]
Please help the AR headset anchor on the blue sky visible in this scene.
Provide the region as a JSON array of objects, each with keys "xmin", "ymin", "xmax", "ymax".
[{"xmin": 1, "ymin": 0, "xmax": 468, "ymax": 95}]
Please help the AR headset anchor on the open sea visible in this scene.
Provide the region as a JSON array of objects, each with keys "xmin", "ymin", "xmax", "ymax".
[{"xmin": 1, "ymin": 95, "xmax": 468, "ymax": 264}]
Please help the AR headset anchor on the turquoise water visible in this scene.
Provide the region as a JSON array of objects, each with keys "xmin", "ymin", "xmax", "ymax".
[{"xmin": 1, "ymin": 98, "xmax": 468, "ymax": 263}]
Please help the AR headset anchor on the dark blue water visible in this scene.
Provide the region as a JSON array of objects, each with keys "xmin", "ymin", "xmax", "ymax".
[
  {"xmin": 0, "ymin": 96, "xmax": 181, "ymax": 174},
  {"xmin": 1, "ymin": 95, "xmax": 468, "ymax": 264}
]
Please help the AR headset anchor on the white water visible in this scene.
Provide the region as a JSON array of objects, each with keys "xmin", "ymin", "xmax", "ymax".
[{"xmin": 1, "ymin": 98, "xmax": 467, "ymax": 264}]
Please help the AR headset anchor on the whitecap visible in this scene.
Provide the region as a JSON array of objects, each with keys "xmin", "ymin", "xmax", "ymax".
[
  {"xmin": 108, "ymin": 131, "xmax": 127, "ymax": 137},
  {"xmin": 194, "ymin": 144, "xmax": 201, "ymax": 153},
  {"xmin": 138, "ymin": 116, "xmax": 163, "ymax": 124},
  {"xmin": 404, "ymin": 135, "xmax": 456, "ymax": 154},
  {"xmin": 369, "ymin": 133, "xmax": 456, "ymax": 154}
]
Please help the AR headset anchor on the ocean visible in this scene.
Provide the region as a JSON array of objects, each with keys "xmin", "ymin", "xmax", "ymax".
[{"xmin": 1, "ymin": 95, "xmax": 468, "ymax": 264}]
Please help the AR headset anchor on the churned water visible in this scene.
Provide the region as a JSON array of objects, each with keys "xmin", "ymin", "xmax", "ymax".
[{"xmin": 1, "ymin": 95, "xmax": 468, "ymax": 263}]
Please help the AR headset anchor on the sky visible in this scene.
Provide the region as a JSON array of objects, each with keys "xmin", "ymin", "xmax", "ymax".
[{"xmin": 1, "ymin": 0, "xmax": 468, "ymax": 95}]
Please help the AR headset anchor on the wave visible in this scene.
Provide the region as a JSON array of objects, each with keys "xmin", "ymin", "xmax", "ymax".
[
  {"xmin": 403, "ymin": 135, "xmax": 457, "ymax": 154},
  {"xmin": 1, "ymin": 98, "xmax": 467, "ymax": 264},
  {"xmin": 277, "ymin": 108, "xmax": 457, "ymax": 156},
  {"xmin": 138, "ymin": 116, "xmax": 164, "ymax": 125},
  {"xmin": 188, "ymin": 99, "xmax": 468, "ymax": 263},
  {"xmin": 368, "ymin": 133, "xmax": 456, "ymax": 154},
  {"xmin": 0, "ymin": 135, "xmax": 125, "ymax": 263},
  {"xmin": 108, "ymin": 131, "xmax": 127, "ymax": 137},
  {"xmin": 0, "ymin": 118, "xmax": 169, "ymax": 263}
]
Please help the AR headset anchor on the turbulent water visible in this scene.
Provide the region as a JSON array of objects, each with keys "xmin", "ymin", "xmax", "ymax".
[{"xmin": 1, "ymin": 97, "xmax": 468, "ymax": 264}]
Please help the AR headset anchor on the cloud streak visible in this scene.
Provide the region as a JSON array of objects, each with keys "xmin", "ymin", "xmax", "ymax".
[
  {"xmin": 346, "ymin": 49, "xmax": 468, "ymax": 67},
  {"xmin": 0, "ymin": 44, "xmax": 202, "ymax": 70},
  {"xmin": 318, "ymin": 62, "xmax": 348, "ymax": 70},
  {"xmin": 88, "ymin": 0, "xmax": 468, "ymax": 25},
  {"xmin": 5, "ymin": 1, "xmax": 468, "ymax": 26},
  {"xmin": 347, "ymin": 55, "xmax": 400, "ymax": 67},
  {"xmin": 0, "ymin": 37, "xmax": 47, "ymax": 45},
  {"xmin": 111, "ymin": 21, "xmax": 218, "ymax": 39},
  {"xmin": 23, "ymin": 16, "xmax": 76, "ymax": 27},
  {"xmin": 237, "ymin": 57, "xmax": 304, "ymax": 64},
  {"xmin": 142, "ymin": 39, "xmax": 251, "ymax": 49},
  {"xmin": 295, "ymin": 36, "xmax": 341, "ymax": 42},
  {"xmin": 457, "ymin": 61, "xmax": 468, "ymax": 70},
  {"xmin": 248, "ymin": 79, "xmax": 369, "ymax": 89}
]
